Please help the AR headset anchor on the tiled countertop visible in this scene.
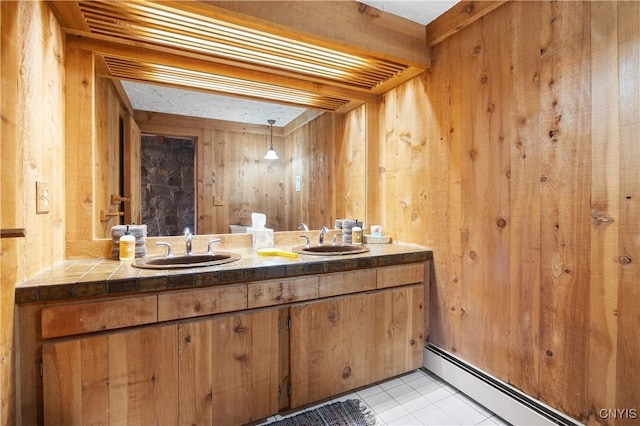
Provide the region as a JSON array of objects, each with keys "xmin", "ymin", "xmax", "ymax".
[{"xmin": 16, "ymin": 240, "xmax": 432, "ymax": 304}]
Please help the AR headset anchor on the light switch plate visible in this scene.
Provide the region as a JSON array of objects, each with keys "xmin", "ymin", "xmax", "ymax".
[
  {"xmin": 295, "ymin": 175, "xmax": 301, "ymax": 192},
  {"xmin": 36, "ymin": 181, "xmax": 50, "ymax": 214}
]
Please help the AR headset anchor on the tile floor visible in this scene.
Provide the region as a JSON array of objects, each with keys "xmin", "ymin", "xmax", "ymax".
[{"xmin": 260, "ymin": 368, "xmax": 512, "ymax": 426}]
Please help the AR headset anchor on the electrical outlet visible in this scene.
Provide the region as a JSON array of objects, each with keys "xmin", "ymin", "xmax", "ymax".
[
  {"xmin": 213, "ymin": 195, "xmax": 223, "ymax": 206},
  {"xmin": 36, "ymin": 181, "xmax": 50, "ymax": 214}
]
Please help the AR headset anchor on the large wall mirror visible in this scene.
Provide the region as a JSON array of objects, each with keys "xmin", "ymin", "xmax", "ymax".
[{"xmin": 96, "ymin": 77, "xmax": 369, "ymax": 239}]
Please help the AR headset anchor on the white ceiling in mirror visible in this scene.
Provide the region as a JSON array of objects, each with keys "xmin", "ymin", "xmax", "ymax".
[
  {"xmin": 121, "ymin": 1, "xmax": 458, "ymax": 126},
  {"xmin": 122, "ymin": 81, "xmax": 307, "ymax": 126}
]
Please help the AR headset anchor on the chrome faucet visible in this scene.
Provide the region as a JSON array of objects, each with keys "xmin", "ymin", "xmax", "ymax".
[
  {"xmin": 298, "ymin": 223, "xmax": 309, "ymax": 231},
  {"xmin": 207, "ymin": 238, "xmax": 221, "ymax": 254},
  {"xmin": 319, "ymin": 226, "xmax": 329, "ymax": 245},
  {"xmin": 156, "ymin": 242, "xmax": 173, "ymax": 257},
  {"xmin": 184, "ymin": 227, "xmax": 193, "ymax": 255}
]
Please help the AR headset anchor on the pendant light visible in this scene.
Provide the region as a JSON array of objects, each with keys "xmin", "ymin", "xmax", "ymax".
[{"xmin": 264, "ymin": 119, "xmax": 278, "ymax": 160}]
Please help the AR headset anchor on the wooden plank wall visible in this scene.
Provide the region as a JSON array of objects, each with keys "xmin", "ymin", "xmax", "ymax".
[
  {"xmin": 94, "ymin": 76, "xmax": 128, "ymax": 238},
  {"xmin": 333, "ymin": 104, "xmax": 367, "ymax": 225},
  {"xmin": 0, "ymin": 2, "xmax": 66, "ymax": 424},
  {"xmin": 381, "ymin": 2, "xmax": 639, "ymax": 424},
  {"xmin": 285, "ymin": 106, "xmax": 367, "ymax": 230}
]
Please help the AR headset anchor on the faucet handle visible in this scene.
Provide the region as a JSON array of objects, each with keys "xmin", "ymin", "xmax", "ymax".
[
  {"xmin": 299, "ymin": 235, "xmax": 310, "ymax": 249},
  {"xmin": 156, "ymin": 242, "xmax": 173, "ymax": 257},
  {"xmin": 207, "ymin": 238, "xmax": 222, "ymax": 254}
]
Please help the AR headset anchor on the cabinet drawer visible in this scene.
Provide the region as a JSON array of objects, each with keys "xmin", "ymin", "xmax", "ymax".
[
  {"xmin": 248, "ymin": 276, "xmax": 318, "ymax": 308},
  {"xmin": 158, "ymin": 284, "xmax": 247, "ymax": 322},
  {"xmin": 41, "ymin": 295, "xmax": 157, "ymax": 339},
  {"xmin": 318, "ymin": 269, "xmax": 376, "ymax": 298},
  {"xmin": 377, "ymin": 263, "xmax": 425, "ymax": 289}
]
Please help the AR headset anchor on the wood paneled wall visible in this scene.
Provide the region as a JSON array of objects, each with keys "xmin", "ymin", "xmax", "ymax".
[
  {"xmin": 95, "ymin": 76, "xmax": 130, "ymax": 238},
  {"xmin": 0, "ymin": 2, "xmax": 66, "ymax": 424},
  {"xmin": 381, "ymin": 2, "xmax": 639, "ymax": 424},
  {"xmin": 333, "ymin": 104, "xmax": 367, "ymax": 224}
]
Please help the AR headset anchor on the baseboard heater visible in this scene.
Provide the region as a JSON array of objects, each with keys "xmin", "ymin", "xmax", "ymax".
[{"xmin": 424, "ymin": 344, "xmax": 584, "ymax": 426}]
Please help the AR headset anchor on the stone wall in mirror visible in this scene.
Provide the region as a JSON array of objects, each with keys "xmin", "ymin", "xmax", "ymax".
[{"xmin": 140, "ymin": 134, "xmax": 196, "ymax": 236}]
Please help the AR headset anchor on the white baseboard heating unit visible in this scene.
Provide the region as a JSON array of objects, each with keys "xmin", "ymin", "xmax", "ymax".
[{"xmin": 424, "ymin": 344, "xmax": 584, "ymax": 426}]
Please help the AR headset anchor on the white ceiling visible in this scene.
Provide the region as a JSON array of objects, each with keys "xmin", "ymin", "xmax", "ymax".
[{"xmin": 122, "ymin": 1, "xmax": 458, "ymax": 126}]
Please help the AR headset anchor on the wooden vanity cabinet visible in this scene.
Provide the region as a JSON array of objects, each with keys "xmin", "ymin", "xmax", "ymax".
[{"xmin": 28, "ymin": 260, "xmax": 429, "ymax": 425}]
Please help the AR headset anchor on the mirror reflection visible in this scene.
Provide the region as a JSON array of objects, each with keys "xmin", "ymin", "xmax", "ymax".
[{"xmin": 110, "ymin": 80, "xmax": 354, "ymax": 237}]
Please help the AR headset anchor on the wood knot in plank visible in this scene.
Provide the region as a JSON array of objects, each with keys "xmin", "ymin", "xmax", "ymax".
[
  {"xmin": 591, "ymin": 211, "xmax": 615, "ymax": 226},
  {"xmin": 496, "ymin": 218, "xmax": 507, "ymax": 229},
  {"xmin": 399, "ymin": 131, "xmax": 412, "ymax": 144},
  {"xmin": 342, "ymin": 366, "xmax": 352, "ymax": 379},
  {"xmin": 619, "ymin": 256, "xmax": 632, "ymax": 265},
  {"xmin": 328, "ymin": 308, "xmax": 337, "ymax": 324}
]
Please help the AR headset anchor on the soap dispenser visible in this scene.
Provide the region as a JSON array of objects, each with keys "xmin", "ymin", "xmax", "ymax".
[
  {"xmin": 352, "ymin": 220, "xmax": 363, "ymax": 245},
  {"xmin": 119, "ymin": 225, "xmax": 136, "ymax": 261}
]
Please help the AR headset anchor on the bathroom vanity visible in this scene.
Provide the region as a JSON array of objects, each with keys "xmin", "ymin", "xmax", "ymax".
[{"xmin": 15, "ymin": 240, "xmax": 431, "ymax": 425}]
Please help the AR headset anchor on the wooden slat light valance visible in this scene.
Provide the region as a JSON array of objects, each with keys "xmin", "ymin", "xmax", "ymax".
[
  {"xmin": 78, "ymin": 0, "xmax": 408, "ymax": 91},
  {"xmin": 102, "ymin": 55, "xmax": 351, "ymax": 111}
]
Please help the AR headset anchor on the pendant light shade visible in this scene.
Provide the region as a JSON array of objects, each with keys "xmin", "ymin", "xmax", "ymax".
[{"xmin": 264, "ymin": 119, "xmax": 278, "ymax": 160}]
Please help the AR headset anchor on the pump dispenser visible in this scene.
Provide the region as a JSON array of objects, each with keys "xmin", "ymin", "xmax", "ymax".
[
  {"xmin": 119, "ymin": 225, "xmax": 136, "ymax": 260},
  {"xmin": 352, "ymin": 220, "xmax": 363, "ymax": 245}
]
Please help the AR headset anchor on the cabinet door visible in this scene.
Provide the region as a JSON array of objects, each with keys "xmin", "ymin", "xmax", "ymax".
[
  {"xmin": 289, "ymin": 293, "xmax": 367, "ymax": 408},
  {"xmin": 178, "ymin": 308, "xmax": 281, "ymax": 425},
  {"xmin": 364, "ymin": 284, "xmax": 425, "ymax": 383},
  {"xmin": 43, "ymin": 309, "xmax": 281, "ymax": 426},
  {"xmin": 43, "ymin": 325, "xmax": 179, "ymax": 426},
  {"xmin": 289, "ymin": 284, "xmax": 424, "ymax": 408}
]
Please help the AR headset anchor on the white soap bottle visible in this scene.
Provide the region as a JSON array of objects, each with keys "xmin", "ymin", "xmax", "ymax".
[
  {"xmin": 119, "ymin": 225, "xmax": 136, "ymax": 261},
  {"xmin": 352, "ymin": 220, "xmax": 363, "ymax": 245}
]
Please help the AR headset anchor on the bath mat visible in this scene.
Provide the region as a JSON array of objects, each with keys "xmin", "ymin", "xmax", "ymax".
[{"xmin": 270, "ymin": 399, "xmax": 378, "ymax": 426}]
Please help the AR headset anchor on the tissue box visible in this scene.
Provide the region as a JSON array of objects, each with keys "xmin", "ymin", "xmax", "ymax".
[{"xmin": 248, "ymin": 227, "xmax": 274, "ymax": 250}]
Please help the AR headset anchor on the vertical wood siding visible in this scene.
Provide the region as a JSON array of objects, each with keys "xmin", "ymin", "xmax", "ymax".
[
  {"xmin": 382, "ymin": 2, "xmax": 639, "ymax": 423},
  {"xmin": 0, "ymin": 2, "xmax": 66, "ymax": 424}
]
